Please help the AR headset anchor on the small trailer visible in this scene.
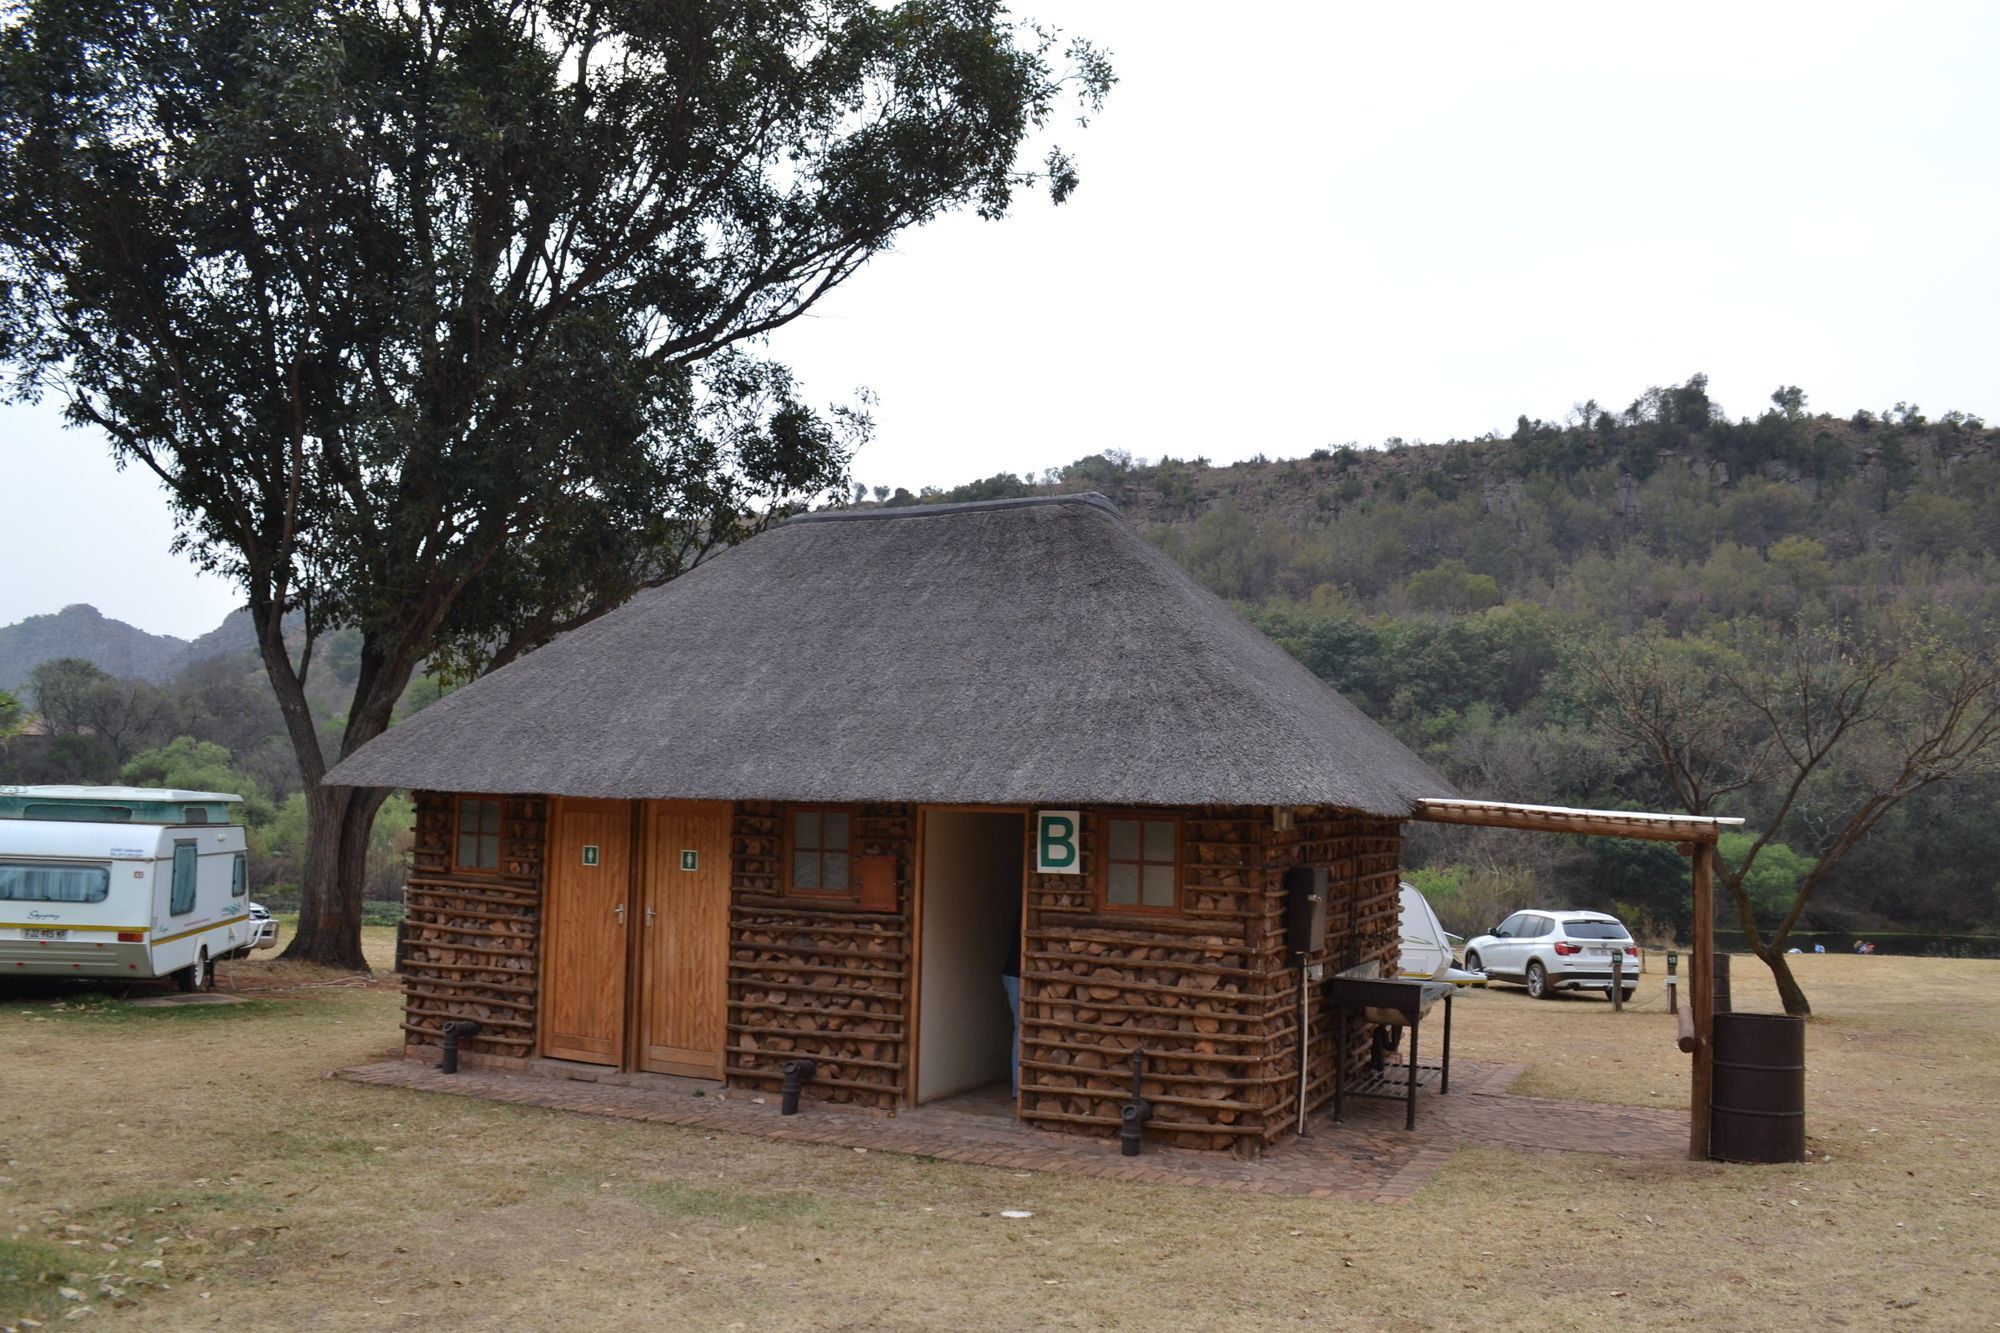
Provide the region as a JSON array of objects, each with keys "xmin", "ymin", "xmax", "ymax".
[{"xmin": 0, "ymin": 785, "xmax": 258, "ymax": 990}]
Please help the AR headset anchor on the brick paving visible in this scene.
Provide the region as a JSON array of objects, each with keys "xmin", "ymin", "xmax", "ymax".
[{"xmin": 335, "ymin": 1055, "xmax": 1689, "ymax": 1201}]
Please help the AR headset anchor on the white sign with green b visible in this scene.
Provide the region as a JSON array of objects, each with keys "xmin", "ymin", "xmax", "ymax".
[{"xmin": 1035, "ymin": 810, "xmax": 1080, "ymax": 875}]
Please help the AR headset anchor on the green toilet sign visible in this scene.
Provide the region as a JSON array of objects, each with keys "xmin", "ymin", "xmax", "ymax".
[{"xmin": 1035, "ymin": 810, "xmax": 1080, "ymax": 874}]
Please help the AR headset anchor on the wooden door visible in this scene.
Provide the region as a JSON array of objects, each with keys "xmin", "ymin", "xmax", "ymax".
[
  {"xmin": 540, "ymin": 798, "xmax": 633, "ymax": 1065},
  {"xmin": 635, "ymin": 801, "xmax": 732, "ymax": 1078}
]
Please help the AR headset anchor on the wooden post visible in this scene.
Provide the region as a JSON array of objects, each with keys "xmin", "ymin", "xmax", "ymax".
[{"xmin": 1688, "ymin": 842, "xmax": 1715, "ymax": 1161}]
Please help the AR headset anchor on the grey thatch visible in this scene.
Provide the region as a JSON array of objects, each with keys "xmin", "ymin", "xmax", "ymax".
[{"xmin": 325, "ymin": 494, "xmax": 1450, "ymax": 815}]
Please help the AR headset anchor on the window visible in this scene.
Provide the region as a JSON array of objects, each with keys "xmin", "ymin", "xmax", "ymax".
[
  {"xmin": 181, "ymin": 806, "xmax": 211, "ymax": 825},
  {"xmin": 22, "ymin": 803, "xmax": 132, "ymax": 822},
  {"xmin": 1521, "ymin": 915, "xmax": 1552, "ymax": 939},
  {"xmin": 231, "ymin": 853, "xmax": 248, "ymax": 899},
  {"xmin": 454, "ymin": 798, "xmax": 502, "ymax": 872},
  {"xmin": 170, "ymin": 841, "xmax": 198, "ymax": 916},
  {"xmin": 1101, "ymin": 814, "xmax": 1179, "ymax": 912},
  {"xmin": 789, "ymin": 808, "xmax": 851, "ymax": 895},
  {"xmin": 1563, "ymin": 919, "xmax": 1629, "ymax": 940},
  {"xmin": 1495, "ymin": 913, "xmax": 1526, "ymax": 936},
  {"xmin": 0, "ymin": 863, "xmax": 111, "ymax": 904}
]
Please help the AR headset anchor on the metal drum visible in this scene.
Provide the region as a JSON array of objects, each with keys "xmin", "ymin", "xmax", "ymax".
[{"xmin": 1710, "ymin": 1012, "xmax": 1806, "ymax": 1163}]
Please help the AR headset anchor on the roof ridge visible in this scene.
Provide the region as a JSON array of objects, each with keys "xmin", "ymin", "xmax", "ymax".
[{"xmin": 781, "ymin": 491, "xmax": 1119, "ymax": 526}]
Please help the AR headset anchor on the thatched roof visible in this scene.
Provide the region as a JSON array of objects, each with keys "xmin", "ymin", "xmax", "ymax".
[{"xmin": 325, "ymin": 494, "xmax": 1449, "ymax": 816}]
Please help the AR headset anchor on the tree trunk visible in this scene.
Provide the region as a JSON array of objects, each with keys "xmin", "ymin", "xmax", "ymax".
[
  {"xmin": 1749, "ymin": 939, "xmax": 1813, "ymax": 1018},
  {"xmin": 282, "ymin": 780, "xmax": 389, "ymax": 971}
]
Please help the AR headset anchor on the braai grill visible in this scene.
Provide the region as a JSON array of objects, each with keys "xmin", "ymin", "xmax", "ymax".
[{"xmin": 1326, "ymin": 975, "xmax": 1454, "ymax": 1130}]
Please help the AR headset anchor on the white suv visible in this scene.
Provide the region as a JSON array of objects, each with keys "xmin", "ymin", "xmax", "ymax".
[{"xmin": 1463, "ymin": 911, "xmax": 1640, "ymax": 1001}]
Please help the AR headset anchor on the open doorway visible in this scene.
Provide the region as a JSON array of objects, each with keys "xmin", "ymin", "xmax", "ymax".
[{"xmin": 916, "ymin": 810, "xmax": 1026, "ymax": 1104}]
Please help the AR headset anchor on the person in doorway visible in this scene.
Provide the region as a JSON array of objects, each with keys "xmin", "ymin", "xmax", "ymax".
[{"xmin": 1001, "ymin": 932, "xmax": 1022, "ymax": 1098}]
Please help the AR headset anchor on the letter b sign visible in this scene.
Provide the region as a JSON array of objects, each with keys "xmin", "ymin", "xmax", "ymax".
[{"xmin": 1036, "ymin": 811, "xmax": 1080, "ymax": 875}]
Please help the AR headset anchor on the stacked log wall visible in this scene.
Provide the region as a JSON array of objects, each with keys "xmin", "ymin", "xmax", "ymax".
[
  {"xmin": 725, "ymin": 802, "xmax": 914, "ymax": 1109},
  {"xmin": 401, "ymin": 791, "xmax": 546, "ymax": 1061},
  {"xmin": 1020, "ymin": 807, "xmax": 1268, "ymax": 1151},
  {"xmin": 1248, "ymin": 809, "xmax": 1405, "ymax": 1143}
]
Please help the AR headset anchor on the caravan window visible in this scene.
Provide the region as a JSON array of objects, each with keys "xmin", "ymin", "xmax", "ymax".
[
  {"xmin": 170, "ymin": 841, "xmax": 198, "ymax": 916},
  {"xmin": 22, "ymin": 803, "xmax": 132, "ymax": 822},
  {"xmin": 231, "ymin": 853, "xmax": 248, "ymax": 898},
  {"xmin": 0, "ymin": 863, "xmax": 111, "ymax": 903}
]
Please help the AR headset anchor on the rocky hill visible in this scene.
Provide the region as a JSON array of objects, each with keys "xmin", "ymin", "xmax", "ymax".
[{"xmin": 0, "ymin": 603, "xmax": 251, "ymax": 691}]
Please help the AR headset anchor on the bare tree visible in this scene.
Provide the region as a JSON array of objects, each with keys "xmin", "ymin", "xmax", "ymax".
[{"xmin": 1572, "ymin": 621, "xmax": 2000, "ymax": 1015}]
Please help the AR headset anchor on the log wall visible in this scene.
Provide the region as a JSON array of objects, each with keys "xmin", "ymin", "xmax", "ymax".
[
  {"xmin": 1252, "ymin": 808, "xmax": 1406, "ymax": 1142},
  {"xmin": 401, "ymin": 790, "xmax": 547, "ymax": 1061},
  {"xmin": 392, "ymin": 792, "xmax": 1404, "ymax": 1153},
  {"xmin": 1020, "ymin": 805, "xmax": 1404, "ymax": 1151},
  {"xmin": 1021, "ymin": 806, "xmax": 1261, "ymax": 1151},
  {"xmin": 725, "ymin": 802, "xmax": 915, "ymax": 1109}
]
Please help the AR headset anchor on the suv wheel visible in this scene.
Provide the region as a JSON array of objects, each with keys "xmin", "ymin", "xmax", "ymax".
[
  {"xmin": 1465, "ymin": 950, "xmax": 1483, "ymax": 975},
  {"xmin": 1525, "ymin": 960, "xmax": 1551, "ymax": 1000}
]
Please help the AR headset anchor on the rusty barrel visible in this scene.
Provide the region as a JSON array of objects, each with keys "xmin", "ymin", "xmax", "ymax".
[{"xmin": 1709, "ymin": 1012, "xmax": 1805, "ymax": 1163}]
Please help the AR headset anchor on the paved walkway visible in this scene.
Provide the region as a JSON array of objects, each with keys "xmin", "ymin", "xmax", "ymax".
[{"xmin": 335, "ymin": 1056, "xmax": 1689, "ymax": 1202}]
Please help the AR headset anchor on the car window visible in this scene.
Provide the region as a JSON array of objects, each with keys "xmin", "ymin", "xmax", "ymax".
[
  {"xmin": 1522, "ymin": 915, "xmax": 1552, "ymax": 938},
  {"xmin": 1563, "ymin": 919, "xmax": 1629, "ymax": 939},
  {"xmin": 1496, "ymin": 913, "xmax": 1527, "ymax": 936}
]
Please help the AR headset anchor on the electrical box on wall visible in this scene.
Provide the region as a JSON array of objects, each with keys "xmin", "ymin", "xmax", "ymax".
[{"xmin": 1283, "ymin": 865, "xmax": 1328, "ymax": 959}]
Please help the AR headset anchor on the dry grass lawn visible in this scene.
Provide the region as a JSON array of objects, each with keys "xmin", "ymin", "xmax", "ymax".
[{"xmin": 3, "ymin": 938, "xmax": 1996, "ymax": 1331}]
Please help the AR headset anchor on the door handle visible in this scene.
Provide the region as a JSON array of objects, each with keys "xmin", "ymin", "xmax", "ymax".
[
  {"xmin": 614, "ymin": 903, "xmax": 626, "ymax": 925},
  {"xmin": 645, "ymin": 907, "xmax": 656, "ymax": 927}
]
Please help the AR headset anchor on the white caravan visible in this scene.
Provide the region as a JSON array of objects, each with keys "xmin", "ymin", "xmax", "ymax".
[
  {"xmin": 0, "ymin": 786, "xmax": 258, "ymax": 990},
  {"xmin": 1398, "ymin": 881, "xmax": 1486, "ymax": 986}
]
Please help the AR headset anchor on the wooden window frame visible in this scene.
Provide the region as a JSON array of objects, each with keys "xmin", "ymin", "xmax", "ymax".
[
  {"xmin": 784, "ymin": 804, "xmax": 860, "ymax": 900},
  {"xmin": 451, "ymin": 796, "xmax": 503, "ymax": 875},
  {"xmin": 1094, "ymin": 810, "xmax": 1184, "ymax": 916}
]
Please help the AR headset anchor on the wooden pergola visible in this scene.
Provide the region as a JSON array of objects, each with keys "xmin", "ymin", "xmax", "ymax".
[{"xmin": 1412, "ymin": 797, "xmax": 1746, "ymax": 1160}]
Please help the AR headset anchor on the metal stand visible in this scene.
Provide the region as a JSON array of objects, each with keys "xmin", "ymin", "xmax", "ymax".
[{"xmin": 1296, "ymin": 964, "xmax": 1310, "ymax": 1136}]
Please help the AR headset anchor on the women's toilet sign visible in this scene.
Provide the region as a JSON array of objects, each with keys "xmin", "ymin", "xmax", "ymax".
[{"xmin": 1035, "ymin": 810, "xmax": 1080, "ymax": 874}]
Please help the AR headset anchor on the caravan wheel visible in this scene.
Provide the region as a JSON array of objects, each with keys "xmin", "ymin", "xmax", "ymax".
[{"xmin": 174, "ymin": 949, "xmax": 212, "ymax": 994}]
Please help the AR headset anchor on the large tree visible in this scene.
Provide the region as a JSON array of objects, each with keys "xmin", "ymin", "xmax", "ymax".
[
  {"xmin": 1572, "ymin": 621, "xmax": 2000, "ymax": 1015},
  {"xmin": 27, "ymin": 656, "xmax": 175, "ymax": 764},
  {"xmin": 0, "ymin": 0, "xmax": 1111, "ymax": 966}
]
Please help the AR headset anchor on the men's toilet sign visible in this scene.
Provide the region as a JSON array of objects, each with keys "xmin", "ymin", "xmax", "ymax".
[{"xmin": 1035, "ymin": 810, "xmax": 1080, "ymax": 874}]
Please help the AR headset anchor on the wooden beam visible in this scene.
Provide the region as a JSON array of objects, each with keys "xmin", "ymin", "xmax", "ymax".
[
  {"xmin": 1689, "ymin": 842, "xmax": 1715, "ymax": 1161},
  {"xmin": 1414, "ymin": 802, "xmax": 1725, "ymax": 844}
]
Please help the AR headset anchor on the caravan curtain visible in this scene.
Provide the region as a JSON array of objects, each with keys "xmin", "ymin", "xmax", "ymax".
[{"xmin": 0, "ymin": 863, "xmax": 111, "ymax": 903}]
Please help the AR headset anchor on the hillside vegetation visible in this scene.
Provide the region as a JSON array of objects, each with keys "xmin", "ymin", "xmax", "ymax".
[
  {"xmin": 891, "ymin": 378, "xmax": 2000, "ymax": 940},
  {"xmin": 7, "ymin": 376, "xmax": 1994, "ymax": 941}
]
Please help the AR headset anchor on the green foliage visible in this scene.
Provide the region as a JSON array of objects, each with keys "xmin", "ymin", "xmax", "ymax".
[
  {"xmin": 1587, "ymin": 837, "xmax": 1696, "ymax": 933},
  {"xmin": 119, "ymin": 735, "xmax": 275, "ymax": 825},
  {"xmin": 0, "ymin": 689, "xmax": 23, "ymax": 749},
  {"xmin": 1718, "ymin": 832, "xmax": 1816, "ymax": 915},
  {"xmin": 0, "ymin": 0, "xmax": 1112, "ymax": 960},
  {"xmin": 1150, "ymin": 504, "xmax": 1286, "ymax": 602},
  {"xmin": 1405, "ymin": 560, "xmax": 1503, "ymax": 613}
]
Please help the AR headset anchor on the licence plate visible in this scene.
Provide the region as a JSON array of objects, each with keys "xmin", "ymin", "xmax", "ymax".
[
  {"xmin": 22, "ymin": 928, "xmax": 69, "ymax": 941},
  {"xmin": 1588, "ymin": 946, "xmax": 1613, "ymax": 956}
]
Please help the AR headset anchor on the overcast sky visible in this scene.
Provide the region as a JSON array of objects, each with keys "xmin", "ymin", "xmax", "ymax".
[{"xmin": 4, "ymin": 0, "xmax": 1997, "ymax": 640}]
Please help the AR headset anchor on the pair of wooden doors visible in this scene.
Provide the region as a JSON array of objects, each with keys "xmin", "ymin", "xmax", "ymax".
[{"xmin": 539, "ymin": 798, "xmax": 731, "ymax": 1078}]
